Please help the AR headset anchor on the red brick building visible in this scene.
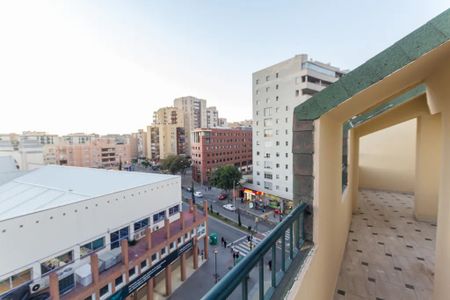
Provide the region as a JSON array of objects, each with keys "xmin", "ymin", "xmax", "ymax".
[{"xmin": 191, "ymin": 127, "xmax": 252, "ymax": 184}]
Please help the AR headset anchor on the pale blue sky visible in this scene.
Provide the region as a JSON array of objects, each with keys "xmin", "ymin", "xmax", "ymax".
[{"xmin": 0, "ymin": 1, "xmax": 448, "ymax": 134}]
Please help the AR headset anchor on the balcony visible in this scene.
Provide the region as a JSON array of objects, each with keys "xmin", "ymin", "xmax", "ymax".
[{"xmin": 202, "ymin": 203, "xmax": 312, "ymax": 300}]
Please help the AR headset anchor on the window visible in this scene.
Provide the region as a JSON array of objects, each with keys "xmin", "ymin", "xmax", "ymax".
[
  {"xmin": 115, "ymin": 275, "xmax": 124, "ymax": 288},
  {"xmin": 285, "ymin": 117, "xmax": 288, "ymax": 123},
  {"xmin": 41, "ymin": 251, "xmax": 74, "ymax": 275},
  {"xmin": 153, "ymin": 211, "xmax": 166, "ymax": 223},
  {"xmin": 285, "ymin": 153, "xmax": 288, "ymax": 158},
  {"xmin": 0, "ymin": 269, "xmax": 32, "ymax": 292},
  {"xmin": 256, "ymin": 151, "xmax": 260, "ymax": 156},
  {"xmin": 264, "ymin": 153, "xmax": 270, "ymax": 158},
  {"xmin": 151, "ymin": 253, "xmax": 158, "ymax": 262},
  {"xmin": 295, "ymin": 90, "xmax": 299, "ymax": 97},
  {"xmin": 169, "ymin": 205, "xmax": 180, "ymax": 216},
  {"xmin": 264, "ymin": 173, "xmax": 273, "ymax": 179},
  {"xmin": 256, "ymin": 100, "xmax": 260, "ymax": 105},
  {"xmin": 170, "ymin": 242, "xmax": 175, "ymax": 250},
  {"xmin": 276, "ymin": 141, "xmax": 280, "ymax": 146},
  {"xmin": 265, "ymin": 98, "xmax": 269, "ymax": 103},
  {"xmin": 276, "ymin": 174, "xmax": 280, "ymax": 179},
  {"xmin": 276, "ymin": 152, "xmax": 280, "ymax": 157},
  {"xmin": 110, "ymin": 226, "xmax": 129, "ymax": 249},
  {"xmin": 285, "ymin": 176, "xmax": 289, "ymax": 181},
  {"xmin": 134, "ymin": 218, "xmax": 149, "ymax": 232},
  {"xmin": 266, "ymin": 75, "xmax": 270, "ymax": 81},
  {"xmin": 285, "ymin": 164, "xmax": 288, "ymax": 169},
  {"xmin": 161, "ymin": 247, "xmax": 167, "ymax": 256},
  {"xmin": 128, "ymin": 267, "xmax": 136, "ymax": 279},
  {"xmin": 286, "ymin": 141, "xmax": 289, "ymax": 146},
  {"xmin": 264, "ymin": 181, "xmax": 273, "ymax": 190},
  {"xmin": 81, "ymin": 237, "xmax": 105, "ymax": 257},
  {"xmin": 264, "ymin": 107, "xmax": 272, "ymax": 117},
  {"xmin": 275, "ymin": 84, "xmax": 279, "ymax": 90},
  {"xmin": 99, "ymin": 284, "xmax": 111, "ymax": 299},
  {"xmin": 286, "ymin": 105, "xmax": 289, "ymax": 111},
  {"xmin": 141, "ymin": 260, "xmax": 148, "ymax": 269},
  {"xmin": 256, "ymin": 79, "xmax": 259, "ymax": 84},
  {"xmin": 264, "ymin": 129, "xmax": 273, "ymax": 138},
  {"xmin": 276, "ymin": 72, "xmax": 279, "ymax": 78},
  {"xmin": 256, "ymin": 89, "xmax": 259, "ymax": 95},
  {"xmin": 276, "ymin": 96, "xmax": 279, "ymax": 101},
  {"xmin": 285, "ymin": 187, "xmax": 289, "ymax": 192},
  {"xmin": 276, "ymin": 163, "xmax": 280, "ymax": 168},
  {"xmin": 264, "ymin": 118, "xmax": 272, "ymax": 127},
  {"xmin": 266, "ymin": 87, "xmax": 270, "ymax": 92}
]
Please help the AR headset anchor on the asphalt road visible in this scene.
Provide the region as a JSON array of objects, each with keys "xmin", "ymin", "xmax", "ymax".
[{"xmin": 169, "ymin": 210, "xmax": 247, "ymax": 300}]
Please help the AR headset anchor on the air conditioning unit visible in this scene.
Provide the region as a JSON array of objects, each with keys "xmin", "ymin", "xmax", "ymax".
[
  {"xmin": 133, "ymin": 230, "xmax": 146, "ymax": 241},
  {"xmin": 29, "ymin": 277, "xmax": 49, "ymax": 294},
  {"xmin": 57, "ymin": 266, "xmax": 74, "ymax": 278}
]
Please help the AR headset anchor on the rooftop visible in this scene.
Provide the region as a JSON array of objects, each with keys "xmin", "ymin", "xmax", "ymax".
[{"xmin": 0, "ymin": 165, "xmax": 178, "ymax": 222}]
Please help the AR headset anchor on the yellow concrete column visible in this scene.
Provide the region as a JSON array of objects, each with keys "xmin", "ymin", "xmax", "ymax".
[
  {"xmin": 193, "ymin": 239, "xmax": 199, "ymax": 269},
  {"xmin": 180, "ymin": 253, "xmax": 186, "ymax": 281},
  {"xmin": 49, "ymin": 272, "xmax": 60, "ymax": 300},
  {"xmin": 146, "ymin": 278, "xmax": 154, "ymax": 300},
  {"xmin": 415, "ymin": 114, "xmax": 441, "ymax": 222},
  {"xmin": 121, "ymin": 239, "xmax": 130, "ymax": 282},
  {"xmin": 90, "ymin": 253, "xmax": 101, "ymax": 299},
  {"xmin": 165, "ymin": 263, "xmax": 172, "ymax": 296},
  {"xmin": 426, "ymin": 62, "xmax": 450, "ymax": 300}
]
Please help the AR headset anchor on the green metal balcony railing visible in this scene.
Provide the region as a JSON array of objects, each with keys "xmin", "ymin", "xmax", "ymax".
[{"xmin": 202, "ymin": 202, "xmax": 309, "ymax": 300}]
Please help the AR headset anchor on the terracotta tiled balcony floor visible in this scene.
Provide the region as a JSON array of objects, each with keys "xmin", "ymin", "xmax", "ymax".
[{"xmin": 334, "ymin": 190, "xmax": 436, "ymax": 300}]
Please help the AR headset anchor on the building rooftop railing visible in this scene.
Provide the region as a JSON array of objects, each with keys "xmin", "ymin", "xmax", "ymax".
[{"xmin": 201, "ymin": 202, "xmax": 310, "ymax": 300}]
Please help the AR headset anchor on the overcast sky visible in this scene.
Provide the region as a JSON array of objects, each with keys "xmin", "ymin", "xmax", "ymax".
[{"xmin": 0, "ymin": 1, "xmax": 448, "ymax": 135}]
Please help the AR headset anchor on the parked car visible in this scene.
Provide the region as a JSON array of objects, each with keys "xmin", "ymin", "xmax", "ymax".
[
  {"xmin": 186, "ymin": 186, "xmax": 193, "ymax": 192},
  {"xmin": 218, "ymin": 193, "xmax": 228, "ymax": 200},
  {"xmin": 223, "ymin": 204, "xmax": 236, "ymax": 211},
  {"xmin": 194, "ymin": 191, "xmax": 203, "ymax": 197}
]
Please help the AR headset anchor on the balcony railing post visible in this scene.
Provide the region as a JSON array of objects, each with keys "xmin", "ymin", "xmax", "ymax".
[
  {"xmin": 281, "ymin": 232, "xmax": 286, "ymax": 272},
  {"xmin": 290, "ymin": 224, "xmax": 294, "ymax": 259},
  {"xmin": 242, "ymin": 276, "xmax": 248, "ymax": 300},
  {"xmin": 271, "ymin": 244, "xmax": 276, "ymax": 288},
  {"xmin": 259, "ymin": 258, "xmax": 264, "ymax": 300},
  {"xmin": 296, "ymin": 215, "xmax": 301, "ymax": 249}
]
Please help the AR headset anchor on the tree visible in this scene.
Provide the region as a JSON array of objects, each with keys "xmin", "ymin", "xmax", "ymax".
[
  {"xmin": 160, "ymin": 155, "xmax": 191, "ymax": 175},
  {"xmin": 210, "ymin": 165, "xmax": 242, "ymax": 193}
]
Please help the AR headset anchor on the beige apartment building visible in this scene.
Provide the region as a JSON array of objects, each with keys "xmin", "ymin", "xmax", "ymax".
[
  {"xmin": 174, "ymin": 96, "xmax": 207, "ymax": 156},
  {"xmin": 146, "ymin": 107, "xmax": 186, "ymax": 161}
]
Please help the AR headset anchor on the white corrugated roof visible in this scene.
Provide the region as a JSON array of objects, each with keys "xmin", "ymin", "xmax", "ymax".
[{"xmin": 0, "ymin": 165, "xmax": 178, "ymax": 221}]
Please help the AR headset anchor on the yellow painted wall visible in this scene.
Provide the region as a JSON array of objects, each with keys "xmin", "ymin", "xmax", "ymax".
[
  {"xmin": 289, "ymin": 116, "xmax": 354, "ymax": 300},
  {"xmin": 358, "ymin": 119, "xmax": 417, "ymax": 193}
]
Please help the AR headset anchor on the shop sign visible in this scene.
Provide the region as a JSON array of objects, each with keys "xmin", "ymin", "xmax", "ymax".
[{"xmin": 108, "ymin": 240, "xmax": 193, "ymax": 300}]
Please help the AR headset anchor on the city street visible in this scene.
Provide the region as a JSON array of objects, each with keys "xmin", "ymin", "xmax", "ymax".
[{"xmin": 169, "ymin": 211, "xmax": 247, "ymax": 300}]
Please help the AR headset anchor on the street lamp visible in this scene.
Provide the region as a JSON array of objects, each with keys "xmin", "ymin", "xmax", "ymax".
[{"xmin": 214, "ymin": 249, "xmax": 219, "ymax": 283}]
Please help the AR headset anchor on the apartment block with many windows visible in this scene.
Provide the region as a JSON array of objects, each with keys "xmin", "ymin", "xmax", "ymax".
[
  {"xmin": 252, "ymin": 54, "xmax": 343, "ymax": 211},
  {"xmin": 191, "ymin": 127, "xmax": 252, "ymax": 184}
]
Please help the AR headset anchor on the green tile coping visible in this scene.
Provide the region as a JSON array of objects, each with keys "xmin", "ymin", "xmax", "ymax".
[
  {"xmin": 294, "ymin": 9, "xmax": 450, "ymax": 122},
  {"xmin": 343, "ymin": 84, "xmax": 426, "ymax": 131}
]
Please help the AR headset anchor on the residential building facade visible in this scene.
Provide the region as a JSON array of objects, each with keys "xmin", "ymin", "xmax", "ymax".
[
  {"xmin": 206, "ymin": 106, "xmax": 219, "ymax": 128},
  {"xmin": 191, "ymin": 127, "xmax": 252, "ymax": 184},
  {"xmin": 146, "ymin": 107, "xmax": 186, "ymax": 161},
  {"xmin": 251, "ymin": 54, "xmax": 343, "ymax": 211},
  {"xmin": 173, "ymin": 96, "xmax": 207, "ymax": 155}
]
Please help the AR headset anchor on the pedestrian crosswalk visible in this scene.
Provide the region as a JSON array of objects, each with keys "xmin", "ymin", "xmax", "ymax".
[
  {"xmin": 230, "ymin": 230, "xmax": 294, "ymax": 257},
  {"xmin": 230, "ymin": 236, "xmax": 263, "ymax": 257},
  {"xmin": 261, "ymin": 230, "xmax": 292, "ymax": 249}
]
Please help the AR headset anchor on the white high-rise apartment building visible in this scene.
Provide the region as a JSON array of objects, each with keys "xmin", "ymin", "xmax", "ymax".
[
  {"xmin": 173, "ymin": 96, "xmax": 207, "ymax": 155},
  {"xmin": 252, "ymin": 54, "xmax": 344, "ymax": 203},
  {"xmin": 206, "ymin": 106, "xmax": 219, "ymax": 128}
]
